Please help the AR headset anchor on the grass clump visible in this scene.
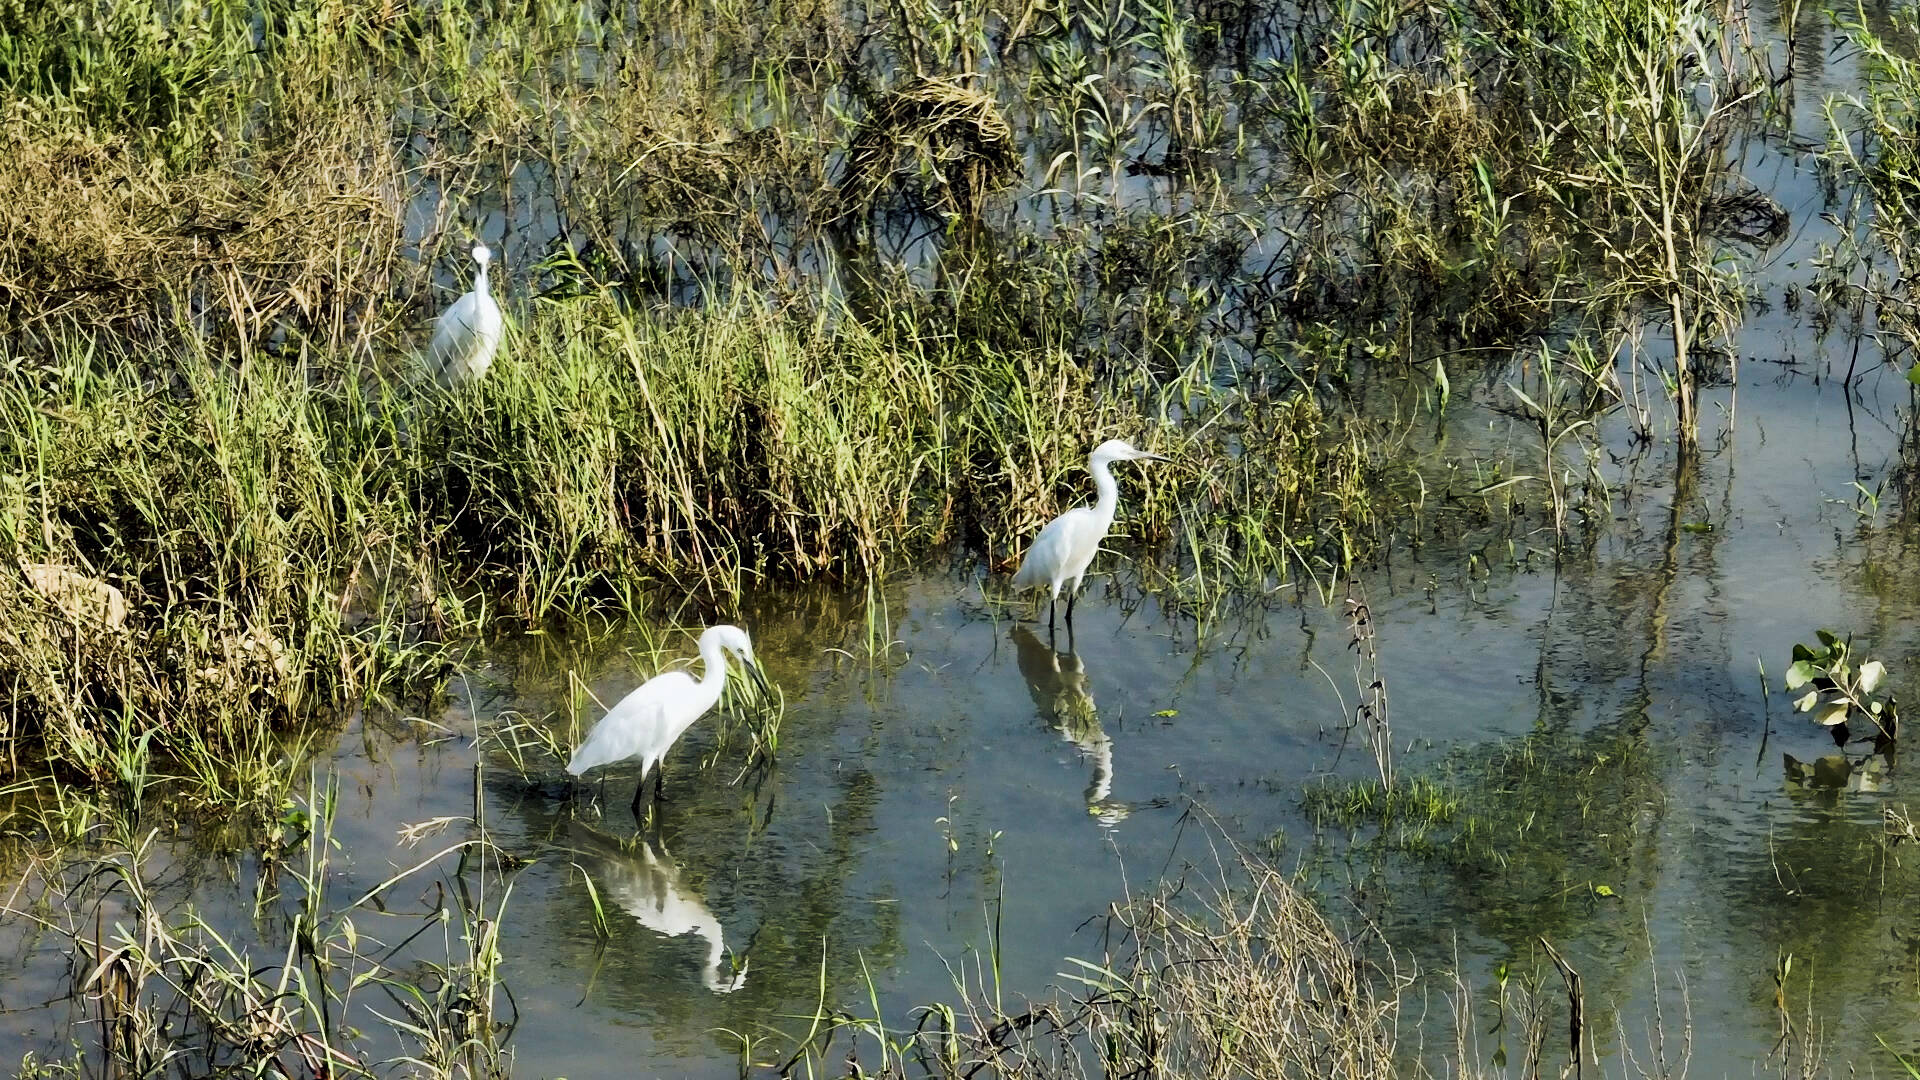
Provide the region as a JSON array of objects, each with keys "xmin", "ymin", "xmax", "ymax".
[
  {"xmin": 9, "ymin": 775, "xmax": 518, "ymax": 1078},
  {"xmin": 778, "ymin": 846, "xmax": 1406, "ymax": 1079},
  {"xmin": 0, "ymin": 343, "xmax": 442, "ymax": 807},
  {"xmin": 1824, "ymin": 6, "xmax": 1920, "ymax": 378}
]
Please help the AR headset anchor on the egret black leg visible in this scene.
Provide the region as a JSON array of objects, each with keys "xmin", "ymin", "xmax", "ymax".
[
  {"xmin": 1065, "ymin": 589, "xmax": 1077, "ymax": 624},
  {"xmin": 629, "ymin": 775, "xmax": 647, "ymax": 821},
  {"xmin": 654, "ymin": 763, "xmax": 667, "ymax": 805},
  {"xmin": 1047, "ymin": 595, "xmax": 1057, "ymax": 630}
]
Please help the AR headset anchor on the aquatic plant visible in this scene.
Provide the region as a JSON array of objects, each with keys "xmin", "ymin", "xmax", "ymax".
[
  {"xmin": 16, "ymin": 772, "xmax": 518, "ymax": 1078},
  {"xmin": 1783, "ymin": 630, "xmax": 1898, "ymax": 746},
  {"xmin": 776, "ymin": 845, "xmax": 1406, "ymax": 1079}
]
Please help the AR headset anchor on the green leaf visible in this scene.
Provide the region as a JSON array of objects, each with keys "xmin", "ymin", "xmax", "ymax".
[
  {"xmin": 1152, "ymin": 709, "xmax": 1178, "ymax": 718},
  {"xmin": 1907, "ymin": 363, "xmax": 1920, "ymax": 387},
  {"xmin": 1432, "ymin": 357, "xmax": 1450, "ymax": 410},
  {"xmin": 1785, "ymin": 661, "xmax": 1815, "ymax": 690},
  {"xmin": 1594, "ymin": 884, "xmax": 1617, "ymax": 897},
  {"xmin": 1792, "ymin": 643, "xmax": 1818, "ymax": 662},
  {"xmin": 1473, "ymin": 475, "xmax": 1542, "ymax": 496},
  {"xmin": 1816, "ymin": 629, "xmax": 1839, "ymax": 648},
  {"xmin": 1861, "ymin": 660, "xmax": 1887, "ymax": 694},
  {"xmin": 1873, "ymin": 1033, "xmax": 1920, "ymax": 1079},
  {"xmin": 1818, "ymin": 703, "xmax": 1852, "ymax": 726},
  {"xmin": 1794, "ymin": 690, "xmax": 1819, "ymax": 713},
  {"xmin": 1506, "ymin": 382, "xmax": 1544, "ymax": 418}
]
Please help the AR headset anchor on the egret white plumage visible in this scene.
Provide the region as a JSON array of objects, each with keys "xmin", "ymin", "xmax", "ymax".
[
  {"xmin": 566, "ymin": 624, "xmax": 766, "ymax": 819},
  {"xmin": 426, "ymin": 243, "xmax": 503, "ymax": 387},
  {"xmin": 1011, "ymin": 439, "xmax": 1166, "ymax": 627}
]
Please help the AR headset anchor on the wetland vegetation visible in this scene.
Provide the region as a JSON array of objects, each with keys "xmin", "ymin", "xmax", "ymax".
[{"xmin": 4, "ymin": 0, "xmax": 1920, "ymax": 1074}]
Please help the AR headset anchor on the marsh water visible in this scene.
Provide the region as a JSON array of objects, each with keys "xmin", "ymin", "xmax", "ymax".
[{"xmin": 15, "ymin": 4, "xmax": 1920, "ymax": 1079}]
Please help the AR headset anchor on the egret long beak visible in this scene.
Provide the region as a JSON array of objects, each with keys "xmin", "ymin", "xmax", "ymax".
[
  {"xmin": 1140, "ymin": 451, "xmax": 1170, "ymax": 463},
  {"xmin": 741, "ymin": 660, "xmax": 774, "ymax": 702}
]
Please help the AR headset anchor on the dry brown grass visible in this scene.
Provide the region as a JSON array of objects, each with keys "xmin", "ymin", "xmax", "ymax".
[
  {"xmin": 779, "ymin": 842, "xmax": 1409, "ymax": 1079},
  {"xmin": 0, "ymin": 104, "xmax": 410, "ymax": 353},
  {"xmin": 1116, "ymin": 855, "xmax": 1405, "ymax": 1079},
  {"xmin": 837, "ymin": 76, "xmax": 1021, "ymax": 225}
]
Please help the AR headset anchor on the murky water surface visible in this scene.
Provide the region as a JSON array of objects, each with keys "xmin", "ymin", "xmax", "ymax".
[{"xmin": 12, "ymin": 5, "xmax": 1920, "ymax": 1078}]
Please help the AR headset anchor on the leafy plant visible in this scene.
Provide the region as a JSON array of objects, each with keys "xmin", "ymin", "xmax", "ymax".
[{"xmin": 1784, "ymin": 631, "xmax": 1897, "ymax": 745}]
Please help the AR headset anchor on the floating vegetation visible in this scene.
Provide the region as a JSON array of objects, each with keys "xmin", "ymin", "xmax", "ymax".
[{"xmin": 1781, "ymin": 630, "xmax": 1898, "ymax": 746}]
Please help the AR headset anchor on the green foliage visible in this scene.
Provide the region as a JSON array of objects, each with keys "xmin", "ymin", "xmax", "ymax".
[
  {"xmin": 1824, "ymin": 5, "xmax": 1920, "ymax": 354},
  {"xmin": 1783, "ymin": 630, "xmax": 1898, "ymax": 743},
  {"xmin": 0, "ymin": 288, "xmax": 1388, "ymax": 796}
]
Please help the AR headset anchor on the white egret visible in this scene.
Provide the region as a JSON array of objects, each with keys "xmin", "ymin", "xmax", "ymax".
[
  {"xmin": 426, "ymin": 243, "xmax": 503, "ymax": 388},
  {"xmin": 585, "ymin": 831, "xmax": 748, "ymax": 993},
  {"xmin": 567, "ymin": 624, "xmax": 766, "ymax": 819},
  {"xmin": 1011, "ymin": 439, "xmax": 1166, "ymax": 627}
]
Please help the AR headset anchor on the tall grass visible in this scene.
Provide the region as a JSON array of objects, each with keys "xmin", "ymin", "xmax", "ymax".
[
  {"xmin": 0, "ymin": 288, "xmax": 1383, "ymax": 798},
  {"xmin": 0, "ymin": 0, "xmax": 1801, "ymax": 795},
  {"xmin": 9, "ymin": 771, "xmax": 518, "ymax": 1078}
]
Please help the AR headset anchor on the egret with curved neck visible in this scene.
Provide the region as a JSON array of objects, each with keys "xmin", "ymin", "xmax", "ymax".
[
  {"xmin": 566, "ymin": 624, "xmax": 766, "ymax": 820},
  {"xmin": 1011, "ymin": 439, "xmax": 1167, "ymax": 627}
]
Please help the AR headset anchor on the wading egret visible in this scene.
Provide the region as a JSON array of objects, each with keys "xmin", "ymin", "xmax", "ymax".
[
  {"xmin": 1011, "ymin": 439, "xmax": 1166, "ymax": 626},
  {"xmin": 576, "ymin": 826, "xmax": 748, "ymax": 993},
  {"xmin": 426, "ymin": 243, "xmax": 503, "ymax": 388},
  {"xmin": 567, "ymin": 624, "xmax": 766, "ymax": 820}
]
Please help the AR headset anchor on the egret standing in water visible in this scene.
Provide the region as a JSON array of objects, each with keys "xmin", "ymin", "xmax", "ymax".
[
  {"xmin": 426, "ymin": 243, "xmax": 503, "ymax": 388},
  {"xmin": 1011, "ymin": 439, "xmax": 1167, "ymax": 627},
  {"xmin": 567, "ymin": 625, "xmax": 766, "ymax": 821}
]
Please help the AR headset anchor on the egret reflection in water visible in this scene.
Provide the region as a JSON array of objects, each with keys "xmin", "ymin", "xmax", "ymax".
[
  {"xmin": 1011, "ymin": 624, "xmax": 1128, "ymax": 825},
  {"xmin": 571, "ymin": 824, "xmax": 748, "ymax": 994}
]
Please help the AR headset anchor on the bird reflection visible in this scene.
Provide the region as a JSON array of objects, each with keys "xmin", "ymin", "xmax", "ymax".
[
  {"xmin": 1012, "ymin": 625, "xmax": 1129, "ymax": 825},
  {"xmin": 572, "ymin": 824, "xmax": 748, "ymax": 993}
]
